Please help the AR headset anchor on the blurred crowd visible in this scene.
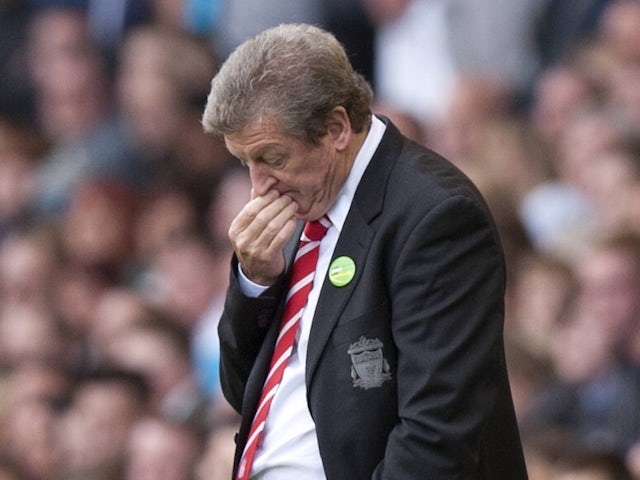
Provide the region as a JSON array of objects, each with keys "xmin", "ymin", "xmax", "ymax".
[{"xmin": 1, "ymin": 0, "xmax": 640, "ymax": 479}]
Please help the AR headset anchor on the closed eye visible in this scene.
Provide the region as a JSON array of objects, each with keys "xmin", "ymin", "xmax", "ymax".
[{"xmin": 260, "ymin": 154, "xmax": 287, "ymax": 169}]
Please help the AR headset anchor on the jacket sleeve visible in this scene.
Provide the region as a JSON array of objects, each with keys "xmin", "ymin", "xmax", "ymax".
[
  {"xmin": 218, "ymin": 256, "xmax": 285, "ymax": 412},
  {"xmin": 373, "ymin": 194, "xmax": 510, "ymax": 479}
]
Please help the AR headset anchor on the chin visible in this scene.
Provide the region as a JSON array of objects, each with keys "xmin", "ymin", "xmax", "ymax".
[
  {"xmin": 296, "ymin": 211, "xmax": 319, "ymax": 222},
  {"xmin": 295, "ymin": 202, "xmax": 327, "ymax": 222}
]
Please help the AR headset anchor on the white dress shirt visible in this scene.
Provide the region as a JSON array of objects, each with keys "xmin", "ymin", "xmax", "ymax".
[{"xmin": 238, "ymin": 116, "xmax": 386, "ymax": 479}]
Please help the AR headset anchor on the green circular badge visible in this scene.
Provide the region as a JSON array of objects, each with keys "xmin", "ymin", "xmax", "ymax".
[{"xmin": 329, "ymin": 256, "xmax": 356, "ymax": 287}]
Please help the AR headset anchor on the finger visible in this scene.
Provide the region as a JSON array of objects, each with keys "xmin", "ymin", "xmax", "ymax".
[
  {"xmin": 239, "ymin": 204, "xmax": 298, "ymax": 284},
  {"xmin": 229, "ymin": 190, "xmax": 279, "ymax": 237},
  {"xmin": 229, "ymin": 193, "xmax": 296, "ymax": 262},
  {"xmin": 255, "ymin": 200, "xmax": 299, "ymax": 252},
  {"xmin": 238, "ymin": 194, "xmax": 294, "ymax": 242}
]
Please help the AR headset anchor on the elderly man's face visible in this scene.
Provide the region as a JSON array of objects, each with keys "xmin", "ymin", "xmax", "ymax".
[{"xmin": 224, "ymin": 119, "xmax": 350, "ymax": 222}]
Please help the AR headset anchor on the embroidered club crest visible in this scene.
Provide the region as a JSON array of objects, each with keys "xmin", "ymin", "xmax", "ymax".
[{"xmin": 348, "ymin": 336, "xmax": 391, "ymax": 390}]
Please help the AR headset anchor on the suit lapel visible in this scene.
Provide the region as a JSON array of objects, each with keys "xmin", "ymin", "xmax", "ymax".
[{"xmin": 306, "ymin": 118, "xmax": 404, "ymax": 386}]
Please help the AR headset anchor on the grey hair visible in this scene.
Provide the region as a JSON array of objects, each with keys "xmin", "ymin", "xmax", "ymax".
[{"xmin": 201, "ymin": 23, "xmax": 373, "ymax": 144}]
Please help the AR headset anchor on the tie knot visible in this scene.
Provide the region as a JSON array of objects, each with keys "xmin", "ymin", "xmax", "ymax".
[{"xmin": 303, "ymin": 215, "xmax": 331, "ymax": 241}]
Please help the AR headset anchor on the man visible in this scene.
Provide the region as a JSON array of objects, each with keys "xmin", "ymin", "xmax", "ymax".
[{"xmin": 202, "ymin": 23, "xmax": 527, "ymax": 479}]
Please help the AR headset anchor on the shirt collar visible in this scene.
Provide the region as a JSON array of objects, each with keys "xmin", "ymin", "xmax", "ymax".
[{"xmin": 327, "ymin": 115, "xmax": 386, "ymax": 232}]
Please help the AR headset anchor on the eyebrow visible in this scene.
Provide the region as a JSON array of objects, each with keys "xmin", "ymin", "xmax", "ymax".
[
  {"xmin": 224, "ymin": 134, "xmax": 287, "ymax": 163},
  {"xmin": 251, "ymin": 144, "xmax": 287, "ymax": 161}
]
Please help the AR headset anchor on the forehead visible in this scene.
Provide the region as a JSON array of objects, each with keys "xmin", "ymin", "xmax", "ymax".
[{"xmin": 224, "ymin": 118, "xmax": 298, "ymax": 157}]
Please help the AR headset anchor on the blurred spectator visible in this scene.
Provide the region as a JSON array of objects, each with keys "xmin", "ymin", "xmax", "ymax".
[
  {"xmin": 445, "ymin": 0, "xmax": 543, "ymax": 100},
  {"xmin": 0, "ymin": 1, "xmax": 36, "ymax": 121},
  {"xmin": 85, "ymin": 0, "xmax": 152, "ymax": 60},
  {"xmin": 607, "ymin": 63, "xmax": 640, "ymax": 131},
  {"xmin": 0, "ymin": 227, "xmax": 59, "ymax": 307},
  {"xmin": 427, "ymin": 75, "xmax": 515, "ymax": 166},
  {"xmin": 598, "ymin": 0, "xmax": 640, "ymax": 68},
  {"xmin": 55, "ymin": 370, "xmax": 148, "ymax": 480},
  {"xmin": 206, "ymin": 165, "xmax": 251, "ymax": 247},
  {"xmin": 523, "ymin": 299, "xmax": 640, "ymax": 461},
  {"xmin": 620, "ymin": 181, "xmax": 640, "ymax": 238},
  {"xmin": 581, "ymin": 146, "xmax": 640, "ymax": 231},
  {"xmin": 575, "ymin": 234, "xmax": 640, "ymax": 364},
  {"xmin": 60, "ymin": 180, "xmax": 136, "ymax": 280},
  {"xmin": 523, "ymin": 428, "xmax": 634, "ymax": 479},
  {"xmin": 88, "ymin": 287, "xmax": 155, "ymax": 366},
  {"xmin": 0, "ymin": 303, "xmax": 67, "ymax": 369},
  {"xmin": 517, "ymin": 104, "xmax": 633, "ymax": 258},
  {"xmin": 366, "ymin": 0, "xmax": 543, "ymax": 126},
  {"xmin": 507, "ymin": 252, "xmax": 575, "ymax": 359},
  {"xmin": 322, "ymin": 0, "xmax": 376, "ymax": 83},
  {"xmin": 521, "ymin": 428, "xmax": 575, "ymax": 480},
  {"xmin": 133, "ymin": 184, "xmax": 199, "ymax": 262},
  {"xmin": 116, "ymin": 25, "xmax": 230, "ymax": 218},
  {"xmin": 556, "ymin": 107, "xmax": 629, "ymax": 196},
  {"xmin": 27, "ymin": 5, "xmax": 110, "ymax": 143},
  {"xmin": 51, "ymin": 263, "xmax": 111, "ymax": 374},
  {"xmin": 195, "ymin": 419, "xmax": 241, "ymax": 480},
  {"xmin": 144, "ymin": 233, "xmax": 231, "ymax": 402},
  {"xmin": 0, "ymin": 118, "xmax": 48, "ymax": 240},
  {"xmin": 552, "ymin": 447, "xmax": 634, "ymax": 480},
  {"xmin": 371, "ymin": 101, "xmax": 425, "ymax": 145},
  {"xmin": 26, "ymin": 5, "xmax": 141, "ymax": 217},
  {"xmin": 504, "ymin": 336, "xmax": 553, "ymax": 423},
  {"xmin": 528, "ymin": 64, "xmax": 599, "ymax": 148},
  {"xmin": 0, "ymin": 460, "xmax": 23, "ymax": 480},
  {"xmin": 518, "ymin": 180, "xmax": 595, "ymax": 259},
  {"xmin": 2, "ymin": 398, "xmax": 58, "ymax": 479},
  {"xmin": 104, "ymin": 319, "xmax": 208, "ymax": 424},
  {"xmin": 125, "ymin": 416, "xmax": 201, "ymax": 480},
  {"xmin": 522, "ymin": 234, "xmax": 640, "ymax": 464},
  {"xmin": 534, "ymin": 0, "xmax": 613, "ymax": 68},
  {"xmin": 214, "ymin": 0, "xmax": 324, "ymax": 59},
  {"xmin": 364, "ymin": 0, "xmax": 458, "ymax": 125},
  {"xmin": 4, "ymin": 362, "xmax": 71, "ymax": 411}
]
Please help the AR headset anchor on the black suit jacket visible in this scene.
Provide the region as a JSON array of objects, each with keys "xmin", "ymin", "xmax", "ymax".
[{"xmin": 218, "ymin": 119, "xmax": 528, "ymax": 479}]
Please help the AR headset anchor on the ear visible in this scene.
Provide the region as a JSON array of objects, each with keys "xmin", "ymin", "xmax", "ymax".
[{"xmin": 325, "ymin": 106, "xmax": 351, "ymax": 152}]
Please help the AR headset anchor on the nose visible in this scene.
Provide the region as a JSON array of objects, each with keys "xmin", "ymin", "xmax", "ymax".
[{"xmin": 248, "ymin": 162, "xmax": 276, "ymax": 196}]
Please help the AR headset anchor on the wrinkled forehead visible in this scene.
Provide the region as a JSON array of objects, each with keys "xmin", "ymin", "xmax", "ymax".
[{"xmin": 223, "ymin": 117, "xmax": 291, "ymax": 152}]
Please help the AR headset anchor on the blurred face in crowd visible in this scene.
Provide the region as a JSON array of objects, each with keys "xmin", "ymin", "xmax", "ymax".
[
  {"xmin": 0, "ymin": 232, "xmax": 57, "ymax": 306},
  {"xmin": 126, "ymin": 418, "xmax": 198, "ymax": 480},
  {"xmin": 576, "ymin": 246, "xmax": 640, "ymax": 343},
  {"xmin": 28, "ymin": 8, "xmax": 108, "ymax": 142},
  {"xmin": 549, "ymin": 303, "xmax": 614, "ymax": 383},
  {"xmin": 600, "ymin": 0, "xmax": 640, "ymax": 64},
  {"xmin": 90, "ymin": 288, "xmax": 152, "ymax": 356},
  {"xmin": 106, "ymin": 327, "xmax": 190, "ymax": 406},
  {"xmin": 530, "ymin": 66, "xmax": 595, "ymax": 145},
  {"xmin": 62, "ymin": 182, "xmax": 134, "ymax": 269},
  {"xmin": 0, "ymin": 303, "xmax": 64, "ymax": 367},
  {"xmin": 207, "ymin": 169, "xmax": 252, "ymax": 245},
  {"xmin": 557, "ymin": 111, "xmax": 622, "ymax": 191},
  {"xmin": 3, "ymin": 400, "xmax": 57, "ymax": 479},
  {"xmin": 56, "ymin": 380, "xmax": 144, "ymax": 472},
  {"xmin": 6, "ymin": 363, "xmax": 70, "ymax": 408},
  {"xmin": 153, "ymin": 239, "xmax": 222, "ymax": 325}
]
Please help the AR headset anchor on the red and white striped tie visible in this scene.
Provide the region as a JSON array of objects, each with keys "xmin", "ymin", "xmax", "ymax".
[{"xmin": 236, "ymin": 215, "xmax": 331, "ymax": 480}]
